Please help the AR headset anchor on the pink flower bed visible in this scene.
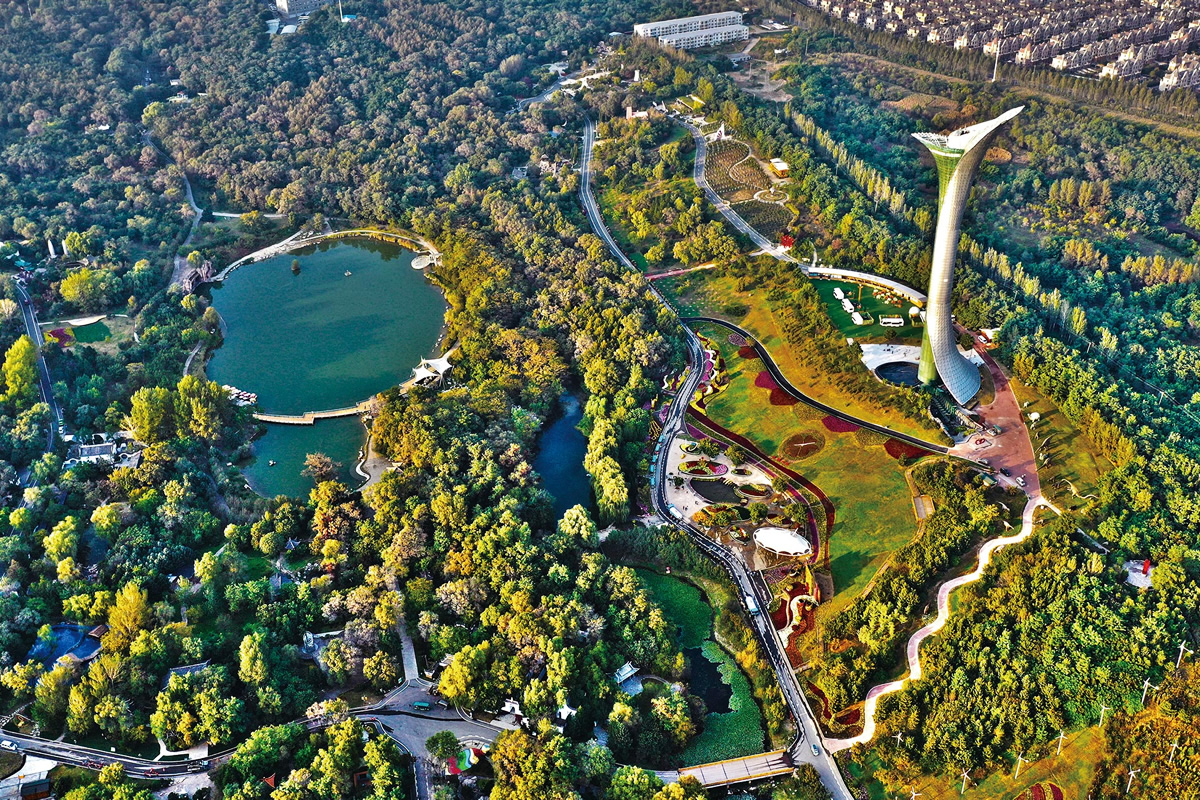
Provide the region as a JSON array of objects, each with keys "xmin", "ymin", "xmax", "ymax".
[
  {"xmin": 754, "ymin": 371, "xmax": 779, "ymax": 390},
  {"xmin": 821, "ymin": 415, "xmax": 860, "ymax": 433}
]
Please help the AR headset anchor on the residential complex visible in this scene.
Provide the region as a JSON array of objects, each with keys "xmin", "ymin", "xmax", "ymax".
[
  {"xmin": 275, "ymin": 0, "xmax": 330, "ymax": 16},
  {"xmin": 634, "ymin": 11, "xmax": 750, "ymax": 49},
  {"xmin": 913, "ymin": 107, "xmax": 1023, "ymax": 405},
  {"xmin": 795, "ymin": 0, "xmax": 1200, "ymax": 87}
]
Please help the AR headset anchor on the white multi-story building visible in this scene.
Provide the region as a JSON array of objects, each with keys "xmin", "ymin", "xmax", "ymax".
[
  {"xmin": 634, "ymin": 11, "xmax": 749, "ymax": 49},
  {"xmin": 276, "ymin": 0, "xmax": 330, "ymax": 16}
]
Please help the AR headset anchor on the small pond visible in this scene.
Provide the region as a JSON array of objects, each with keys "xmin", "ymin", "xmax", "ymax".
[
  {"xmin": 875, "ymin": 360, "xmax": 921, "ymax": 387},
  {"xmin": 690, "ymin": 478, "xmax": 743, "ymax": 504},
  {"xmin": 683, "ymin": 645, "xmax": 732, "ymax": 714},
  {"xmin": 533, "ymin": 395, "xmax": 591, "ymax": 521}
]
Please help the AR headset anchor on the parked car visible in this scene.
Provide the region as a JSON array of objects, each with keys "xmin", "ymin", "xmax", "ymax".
[
  {"xmin": 811, "ymin": 744, "xmax": 820, "ymax": 757},
  {"xmin": 0, "ymin": 740, "xmax": 17, "ymax": 752}
]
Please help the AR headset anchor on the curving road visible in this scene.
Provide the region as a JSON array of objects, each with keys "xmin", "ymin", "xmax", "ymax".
[
  {"xmin": 826, "ymin": 495, "xmax": 1053, "ymax": 751},
  {"xmin": 581, "ymin": 115, "xmax": 853, "ymax": 800},
  {"xmin": 684, "ymin": 316, "xmax": 948, "ymax": 454},
  {"xmin": 13, "ymin": 281, "xmax": 62, "ymax": 451}
]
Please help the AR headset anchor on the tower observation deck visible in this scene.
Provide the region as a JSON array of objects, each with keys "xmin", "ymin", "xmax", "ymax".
[{"xmin": 913, "ymin": 106, "xmax": 1023, "ymax": 405}]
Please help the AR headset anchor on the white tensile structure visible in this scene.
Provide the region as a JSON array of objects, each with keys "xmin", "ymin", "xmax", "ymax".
[
  {"xmin": 753, "ymin": 526, "xmax": 813, "ymax": 557},
  {"xmin": 634, "ymin": 11, "xmax": 749, "ymax": 50},
  {"xmin": 912, "ymin": 107, "xmax": 1023, "ymax": 405}
]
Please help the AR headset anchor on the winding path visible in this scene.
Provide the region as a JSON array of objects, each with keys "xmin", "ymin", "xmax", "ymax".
[{"xmin": 826, "ymin": 494, "xmax": 1054, "ymax": 751}]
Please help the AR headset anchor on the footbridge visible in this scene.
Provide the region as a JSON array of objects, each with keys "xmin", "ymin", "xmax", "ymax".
[
  {"xmin": 679, "ymin": 750, "xmax": 793, "ymax": 788},
  {"xmin": 252, "ymin": 399, "xmax": 375, "ymax": 426}
]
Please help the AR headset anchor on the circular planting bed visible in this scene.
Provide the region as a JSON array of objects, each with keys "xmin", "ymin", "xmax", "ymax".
[
  {"xmin": 737, "ymin": 345, "xmax": 759, "ymax": 360},
  {"xmin": 782, "ymin": 432, "xmax": 824, "ymax": 460},
  {"xmin": 736, "ymin": 483, "xmax": 772, "ymax": 500},
  {"xmin": 680, "ymin": 460, "xmax": 727, "ymax": 477},
  {"xmin": 726, "ymin": 332, "xmax": 747, "ymax": 347},
  {"xmin": 680, "ymin": 441, "xmax": 700, "ymax": 454},
  {"xmin": 754, "ymin": 371, "xmax": 779, "ymax": 390}
]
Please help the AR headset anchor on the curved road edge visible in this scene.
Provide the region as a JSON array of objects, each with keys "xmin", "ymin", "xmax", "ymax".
[{"xmin": 684, "ymin": 315, "xmax": 947, "ymax": 454}]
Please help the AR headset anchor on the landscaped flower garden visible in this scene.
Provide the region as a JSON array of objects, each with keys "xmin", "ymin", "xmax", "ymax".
[
  {"xmin": 1013, "ymin": 782, "xmax": 1065, "ymax": 800},
  {"xmin": 736, "ymin": 483, "xmax": 772, "ymax": 500},
  {"xmin": 680, "ymin": 460, "xmax": 728, "ymax": 477}
]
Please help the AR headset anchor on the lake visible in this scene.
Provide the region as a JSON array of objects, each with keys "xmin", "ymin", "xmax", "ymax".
[
  {"xmin": 207, "ymin": 237, "xmax": 446, "ymax": 497},
  {"xmin": 533, "ymin": 395, "xmax": 591, "ymax": 521}
]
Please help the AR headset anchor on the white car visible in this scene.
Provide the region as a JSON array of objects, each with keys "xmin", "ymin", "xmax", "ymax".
[
  {"xmin": 0, "ymin": 740, "xmax": 17, "ymax": 751},
  {"xmin": 811, "ymin": 743, "xmax": 820, "ymax": 757}
]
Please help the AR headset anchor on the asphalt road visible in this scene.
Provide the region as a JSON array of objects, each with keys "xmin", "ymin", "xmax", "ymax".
[
  {"xmin": 580, "ymin": 116, "xmax": 853, "ymax": 800},
  {"xmin": 683, "ymin": 315, "xmax": 948, "ymax": 454},
  {"xmin": 13, "ymin": 281, "xmax": 61, "ymax": 450}
]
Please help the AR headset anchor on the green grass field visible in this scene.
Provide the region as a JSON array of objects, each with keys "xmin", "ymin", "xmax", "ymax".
[
  {"xmin": 694, "ymin": 324, "xmax": 918, "ymax": 621},
  {"xmin": 71, "ymin": 320, "xmax": 111, "ymax": 342},
  {"xmin": 668, "ymin": 272, "xmax": 942, "ymax": 441},
  {"xmin": 811, "ymin": 279, "xmax": 922, "ymax": 343},
  {"xmin": 1009, "ymin": 378, "xmax": 1111, "ymax": 512}
]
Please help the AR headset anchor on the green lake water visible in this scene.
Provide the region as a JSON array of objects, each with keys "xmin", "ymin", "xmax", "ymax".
[{"xmin": 207, "ymin": 238, "xmax": 446, "ymax": 497}]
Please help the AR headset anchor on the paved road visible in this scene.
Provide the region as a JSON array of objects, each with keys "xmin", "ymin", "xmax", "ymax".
[
  {"xmin": 142, "ymin": 131, "xmax": 202, "ymax": 287},
  {"xmin": 826, "ymin": 494, "xmax": 1053, "ymax": 752},
  {"xmin": 580, "ymin": 115, "xmax": 853, "ymax": 800},
  {"xmin": 686, "ymin": 316, "xmax": 948, "ymax": 454},
  {"xmin": 680, "ymin": 120, "xmax": 799, "ymax": 263},
  {"xmin": 13, "ymin": 281, "xmax": 62, "ymax": 449}
]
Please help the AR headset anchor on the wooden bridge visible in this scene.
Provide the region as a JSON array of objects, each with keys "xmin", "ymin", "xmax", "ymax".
[{"xmin": 252, "ymin": 399, "xmax": 375, "ymax": 426}]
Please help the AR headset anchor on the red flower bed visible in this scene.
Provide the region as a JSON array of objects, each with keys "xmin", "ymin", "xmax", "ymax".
[
  {"xmin": 738, "ymin": 345, "xmax": 759, "ymax": 360},
  {"xmin": 884, "ymin": 438, "xmax": 932, "ymax": 460},
  {"xmin": 1031, "ymin": 785, "xmax": 1045, "ymax": 800},
  {"xmin": 769, "ymin": 598, "xmax": 790, "ymax": 631},
  {"xmin": 769, "ymin": 388, "xmax": 798, "ymax": 406},
  {"xmin": 754, "ymin": 370, "xmax": 779, "ymax": 390},
  {"xmin": 1049, "ymin": 784, "xmax": 1064, "ymax": 800},
  {"xmin": 821, "ymin": 415, "xmax": 860, "ymax": 433},
  {"xmin": 805, "ymin": 681, "xmax": 832, "ymax": 720},
  {"xmin": 835, "ymin": 707, "xmax": 861, "ymax": 726}
]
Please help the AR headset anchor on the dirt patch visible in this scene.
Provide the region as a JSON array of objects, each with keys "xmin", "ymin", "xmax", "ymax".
[
  {"xmin": 883, "ymin": 92, "xmax": 958, "ymax": 114},
  {"xmin": 782, "ymin": 432, "xmax": 825, "ymax": 460}
]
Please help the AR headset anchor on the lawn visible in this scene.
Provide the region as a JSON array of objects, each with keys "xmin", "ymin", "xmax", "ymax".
[
  {"xmin": 71, "ymin": 320, "xmax": 111, "ymax": 342},
  {"xmin": 671, "ymin": 273, "xmax": 943, "ymax": 442},
  {"xmin": 810, "ymin": 279, "xmax": 922, "ymax": 343},
  {"xmin": 694, "ymin": 323, "xmax": 919, "ymax": 621},
  {"xmin": 634, "ymin": 568, "xmax": 765, "ymax": 765},
  {"xmin": 1008, "ymin": 377, "xmax": 1111, "ymax": 512}
]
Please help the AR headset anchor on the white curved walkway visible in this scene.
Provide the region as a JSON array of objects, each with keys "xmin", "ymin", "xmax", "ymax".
[{"xmin": 826, "ymin": 494, "xmax": 1052, "ymax": 751}]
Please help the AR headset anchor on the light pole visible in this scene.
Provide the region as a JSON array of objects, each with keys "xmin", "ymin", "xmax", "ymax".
[
  {"xmin": 1178, "ymin": 640, "xmax": 1193, "ymax": 668},
  {"xmin": 959, "ymin": 770, "xmax": 970, "ymax": 795},
  {"xmin": 909, "ymin": 789, "xmax": 921, "ymax": 800},
  {"xmin": 1141, "ymin": 678, "xmax": 1159, "ymax": 707},
  {"xmin": 1099, "ymin": 704, "xmax": 1110, "ymax": 728},
  {"xmin": 893, "ymin": 731, "xmax": 904, "ymax": 746},
  {"xmin": 1169, "ymin": 738, "xmax": 1180, "ymax": 764},
  {"xmin": 1125, "ymin": 767, "xmax": 1140, "ymax": 794},
  {"xmin": 1056, "ymin": 729, "xmax": 1066, "ymax": 756},
  {"xmin": 1014, "ymin": 753, "xmax": 1028, "ymax": 779}
]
